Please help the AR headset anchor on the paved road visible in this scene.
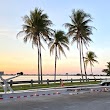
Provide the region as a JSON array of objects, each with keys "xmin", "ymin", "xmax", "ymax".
[{"xmin": 0, "ymin": 92, "xmax": 110, "ymax": 110}]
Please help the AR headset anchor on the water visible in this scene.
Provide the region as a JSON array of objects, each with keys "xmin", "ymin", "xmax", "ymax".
[{"xmin": 1, "ymin": 75, "xmax": 110, "ymax": 81}]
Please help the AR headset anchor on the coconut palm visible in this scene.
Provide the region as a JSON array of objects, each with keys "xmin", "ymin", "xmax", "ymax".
[
  {"xmin": 102, "ymin": 62, "xmax": 110, "ymax": 76},
  {"xmin": 64, "ymin": 9, "xmax": 93, "ymax": 80},
  {"xmin": 17, "ymin": 8, "xmax": 53, "ymax": 84},
  {"xmin": 48, "ymin": 30, "xmax": 69, "ymax": 81},
  {"xmin": 84, "ymin": 51, "xmax": 98, "ymax": 79}
]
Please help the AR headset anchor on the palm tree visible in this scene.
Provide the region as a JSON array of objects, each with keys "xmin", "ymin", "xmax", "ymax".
[
  {"xmin": 48, "ymin": 30, "xmax": 69, "ymax": 81},
  {"xmin": 17, "ymin": 8, "xmax": 53, "ymax": 84},
  {"xmin": 102, "ymin": 62, "xmax": 110, "ymax": 76},
  {"xmin": 84, "ymin": 51, "xmax": 98, "ymax": 79},
  {"xmin": 64, "ymin": 9, "xmax": 93, "ymax": 80}
]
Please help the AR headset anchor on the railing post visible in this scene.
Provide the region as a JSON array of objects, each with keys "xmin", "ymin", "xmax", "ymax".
[
  {"xmin": 80, "ymin": 78, "xmax": 81, "ymax": 83},
  {"xmin": 31, "ymin": 79, "xmax": 33, "ymax": 87},
  {"xmin": 71, "ymin": 78, "xmax": 72, "ymax": 83},
  {"xmin": 60, "ymin": 79, "xmax": 62, "ymax": 85},
  {"xmin": 10, "ymin": 80, "xmax": 13, "ymax": 87},
  {"xmin": 100, "ymin": 78, "xmax": 102, "ymax": 82},
  {"xmin": 88, "ymin": 78, "xmax": 89, "ymax": 82},
  {"xmin": 47, "ymin": 79, "xmax": 49, "ymax": 85}
]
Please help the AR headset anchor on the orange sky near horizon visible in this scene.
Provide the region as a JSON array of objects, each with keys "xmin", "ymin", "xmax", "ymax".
[
  {"xmin": 0, "ymin": 49, "xmax": 80, "ymax": 74},
  {"xmin": 0, "ymin": 38, "xmax": 104, "ymax": 75}
]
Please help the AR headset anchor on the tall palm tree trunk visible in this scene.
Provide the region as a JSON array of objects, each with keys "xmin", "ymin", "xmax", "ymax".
[
  {"xmin": 79, "ymin": 40, "xmax": 84, "ymax": 80},
  {"xmin": 90, "ymin": 63, "xmax": 96, "ymax": 80},
  {"xmin": 39, "ymin": 41, "xmax": 43, "ymax": 84},
  {"xmin": 81, "ymin": 40, "xmax": 87, "ymax": 81},
  {"xmin": 37, "ymin": 44, "xmax": 40, "ymax": 84},
  {"xmin": 54, "ymin": 45, "xmax": 57, "ymax": 82}
]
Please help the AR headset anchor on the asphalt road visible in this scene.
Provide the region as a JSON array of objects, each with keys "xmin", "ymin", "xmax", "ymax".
[{"xmin": 0, "ymin": 92, "xmax": 110, "ymax": 110}]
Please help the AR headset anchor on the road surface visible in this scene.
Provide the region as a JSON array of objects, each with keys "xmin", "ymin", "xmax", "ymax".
[{"xmin": 0, "ymin": 92, "xmax": 110, "ymax": 110}]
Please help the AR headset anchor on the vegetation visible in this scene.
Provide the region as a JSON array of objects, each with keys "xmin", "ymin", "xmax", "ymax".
[
  {"xmin": 84, "ymin": 51, "xmax": 98, "ymax": 79},
  {"xmin": 102, "ymin": 62, "xmax": 110, "ymax": 76},
  {"xmin": 48, "ymin": 30, "xmax": 69, "ymax": 81},
  {"xmin": 16, "ymin": 8, "xmax": 97, "ymax": 84},
  {"xmin": 17, "ymin": 8, "xmax": 53, "ymax": 84},
  {"xmin": 64, "ymin": 9, "xmax": 93, "ymax": 80},
  {"xmin": 0, "ymin": 81, "xmax": 100, "ymax": 92}
]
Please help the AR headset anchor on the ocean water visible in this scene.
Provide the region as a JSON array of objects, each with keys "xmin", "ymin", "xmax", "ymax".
[{"xmin": 1, "ymin": 75, "xmax": 110, "ymax": 81}]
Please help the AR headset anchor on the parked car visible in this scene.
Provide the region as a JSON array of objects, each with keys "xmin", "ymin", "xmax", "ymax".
[{"xmin": 100, "ymin": 80, "xmax": 110, "ymax": 86}]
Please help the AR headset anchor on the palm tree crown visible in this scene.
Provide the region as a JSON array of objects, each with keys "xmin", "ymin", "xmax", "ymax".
[
  {"xmin": 49, "ymin": 30, "xmax": 69, "ymax": 58},
  {"xmin": 102, "ymin": 62, "xmax": 110, "ymax": 76},
  {"xmin": 64, "ymin": 9, "xmax": 93, "ymax": 47},
  {"xmin": 84, "ymin": 51, "xmax": 98, "ymax": 66},
  {"xmin": 18, "ymin": 8, "xmax": 53, "ymax": 46}
]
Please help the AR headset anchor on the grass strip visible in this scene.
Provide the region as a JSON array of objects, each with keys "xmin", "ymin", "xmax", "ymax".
[{"xmin": 0, "ymin": 81, "xmax": 101, "ymax": 92}]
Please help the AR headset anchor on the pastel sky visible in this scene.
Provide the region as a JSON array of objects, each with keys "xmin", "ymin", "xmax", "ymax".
[{"xmin": 0, "ymin": 0, "xmax": 110, "ymax": 75}]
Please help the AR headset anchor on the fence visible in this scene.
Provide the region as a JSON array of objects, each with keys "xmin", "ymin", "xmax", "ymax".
[{"xmin": 0, "ymin": 78, "xmax": 102, "ymax": 87}]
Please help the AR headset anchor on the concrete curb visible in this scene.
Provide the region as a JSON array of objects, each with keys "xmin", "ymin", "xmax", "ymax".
[{"xmin": 0, "ymin": 86, "xmax": 110, "ymax": 101}]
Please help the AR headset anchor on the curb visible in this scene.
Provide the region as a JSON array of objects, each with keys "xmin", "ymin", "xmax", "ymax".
[{"xmin": 0, "ymin": 86, "xmax": 110, "ymax": 101}]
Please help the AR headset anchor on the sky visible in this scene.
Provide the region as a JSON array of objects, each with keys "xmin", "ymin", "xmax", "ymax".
[{"xmin": 0, "ymin": 0, "xmax": 110, "ymax": 75}]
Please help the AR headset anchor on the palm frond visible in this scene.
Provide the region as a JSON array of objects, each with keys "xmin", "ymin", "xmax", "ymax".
[
  {"xmin": 50, "ymin": 44, "xmax": 55, "ymax": 55},
  {"xmin": 64, "ymin": 9, "xmax": 94, "ymax": 49},
  {"xmin": 48, "ymin": 30, "xmax": 69, "ymax": 58},
  {"xmin": 84, "ymin": 51, "xmax": 98, "ymax": 67},
  {"xmin": 17, "ymin": 8, "xmax": 53, "ymax": 49}
]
